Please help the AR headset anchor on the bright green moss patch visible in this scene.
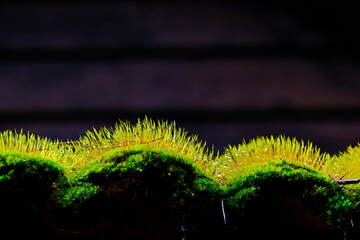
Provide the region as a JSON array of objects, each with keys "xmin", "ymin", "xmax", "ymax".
[
  {"xmin": 67, "ymin": 117, "xmax": 215, "ymax": 175},
  {"xmin": 326, "ymin": 143, "xmax": 360, "ymax": 186},
  {"xmin": 0, "ymin": 130, "xmax": 67, "ymax": 162},
  {"xmin": 0, "ymin": 152, "xmax": 67, "ymax": 238},
  {"xmin": 217, "ymin": 136, "xmax": 360, "ymax": 238},
  {"xmin": 224, "ymin": 160, "xmax": 345, "ymax": 209},
  {"xmin": 58, "ymin": 144, "xmax": 219, "ymax": 214},
  {"xmin": 2, "ymin": 119, "xmax": 360, "ymax": 239},
  {"xmin": 0, "ymin": 118, "xmax": 218, "ymax": 216},
  {"xmin": 216, "ymin": 135, "xmax": 331, "ymax": 182},
  {"xmin": 223, "ymin": 160, "xmax": 359, "ymax": 235},
  {"xmin": 52, "ymin": 144, "xmax": 220, "ymax": 239},
  {"xmin": 0, "ymin": 152, "xmax": 65, "ymax": 200}
]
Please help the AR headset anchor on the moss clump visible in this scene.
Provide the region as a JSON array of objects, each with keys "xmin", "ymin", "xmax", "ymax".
[
  {"xmin": 0, "ymin": 118, "xmax": 219, "ymax": 239},
  {"xmin": 218, "ymin": 136, "xmax": 359, "ymax": 239},
  {"xmin": 2, "ymin": 121, "xmax": 360, "ymax": 239},
  {"xmin": 223, "ymin": 161, "xmax": 357, "ymax": 230},
  {"xmin": 0, "ymin": 152, "xmax": 64, "ymax": 199},
  {"xmin": 216, "ymin": 135, "xmax": 330, "ymax": 182},
  {"xmin": 66, "ymin": 145, "xmax": 218, "ymax": 207},
  {"xmin": 57, "ymin": 144, "xmax": 220, "ymax": 239},
  {"xmin": 67, "ymin": 117, "xmax": 215, "ymax": 175},
  {"xmin": 0, "ymin": 152, "xmax": 66, "ymax": 239}
]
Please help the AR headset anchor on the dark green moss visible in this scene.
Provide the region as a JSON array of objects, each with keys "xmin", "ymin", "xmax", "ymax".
[
  {"xmin": 222, "ymin": 160, "xmax": 359, "ymax": 238},
  {"xmin": 0, "ymin": 152, "xmax": 67, "ymax": 239},
  {"xmin": 60, "ymin": 145, "xmax": 218, "ymax": 207},
  {"xmin": 0, "ymin": 152, "xmax": 65, "ymax": 203},
  {"xmin": 3, "ymin": 145, "xmax": 360, "ymax": 239},
  {"xmin": 55, "ymin": 145, "xmax": 221, "ymax": 239}
]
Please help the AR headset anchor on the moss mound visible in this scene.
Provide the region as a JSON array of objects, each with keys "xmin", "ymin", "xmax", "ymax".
[
  {"xmin": 0, "ymin": 152, "xmax": 66, "ymax": 239},
  {"xmin": 222, "ymin": 160, "xmax": 358, "ymax": 239},
  {"xmin": 217, "ymin": 136, "xmax": 360, "ymax": 239},
  {"xmin": 0, "ymin": 118, "xmax": 221, "ymax": 239},
  {"xmin": 1, "ymin": 119, "xmax": 360, "ymax": 239},
  {"xmin": 55, "ymin": 145, "xmax": 220, "ymax": 239}
]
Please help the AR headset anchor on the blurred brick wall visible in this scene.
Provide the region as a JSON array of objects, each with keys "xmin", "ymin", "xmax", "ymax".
[{"xmin": 1, "ymin": 1, "xmax": 360, "ymax": 154}]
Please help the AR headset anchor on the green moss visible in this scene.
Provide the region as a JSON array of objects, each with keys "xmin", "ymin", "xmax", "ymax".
[
  {"xmin": 223, "ymin": 160, "xmax": 358, "ymax": 233},
  {"xmin": 69, "ymin": 117, "xmax": 215, "ymax": 177},
  {"xmin": 0, "ymin": 152, "xmax": 65, "ymax": 197},
  {"xmin": 55, "ymin": 144, "xmax": 219, "ymax": 222},
  {"xmin": 0, "ymin": 152, "xmax": 67, "ymax": 228},
  {"xmin": 2, "ymin": 120, "xmax": 360, "ymax": 238}
]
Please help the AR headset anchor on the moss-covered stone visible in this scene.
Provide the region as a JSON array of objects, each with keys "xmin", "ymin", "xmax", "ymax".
[
  {"xmin": 55, "ymin": 145, "xmax": 220, "ymax": 239},
  {"xmin": 222, "ymin": 160, "xmax": 359, "ymax": 239},
  {"xmin": 2, "ymin": 121, "xmax": 360, "ymax": 239},
  {"xmin": 0, "ymin": 152, "xmax": 66, "ymax": 239}
]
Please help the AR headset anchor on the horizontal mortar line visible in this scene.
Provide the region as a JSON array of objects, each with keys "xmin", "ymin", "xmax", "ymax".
[
  {"xmin": 1, "ymin": 108, "xmax": 360, "ymax": 124},
  {"xmin": 0, "ymin": 45, "xmax": 358, "ymax": 62}
]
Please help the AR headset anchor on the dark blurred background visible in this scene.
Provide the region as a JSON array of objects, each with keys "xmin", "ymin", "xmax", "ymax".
[{"xmin": 1, "ymin": 1, "xmax": 360, "ymax": 155}]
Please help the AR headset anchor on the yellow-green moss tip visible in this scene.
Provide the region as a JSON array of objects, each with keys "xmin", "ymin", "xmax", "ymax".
[
  {"xmin": 0, "ymin": 118, "xmax": 216, "ymax": 179},
  {"xmin": 327, "ymin": 144, "xmax": 360, "ymax": 181},
  {"xmin": 66, "ymin": 117, "xmax": 215, "ymax": 174},
  {"xmin": 0, "ymin": 130, "xmax": 62, "ymax": 161},
  {"xmin": 217, "ymin": 135, "xmax": 330, "ymax": 181}
]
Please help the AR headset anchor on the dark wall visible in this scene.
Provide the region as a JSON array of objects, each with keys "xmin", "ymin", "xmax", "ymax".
[{"xmin": 1, "ymin": 1, "xmax": 360, "ymax": 154}]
